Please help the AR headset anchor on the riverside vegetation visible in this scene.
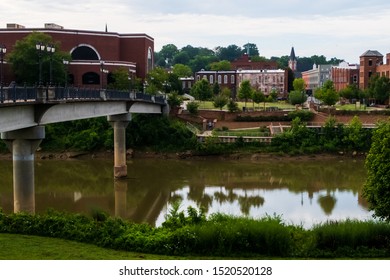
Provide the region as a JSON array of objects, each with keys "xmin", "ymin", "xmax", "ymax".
[
  {"xmin": 1, "ymin": 112, "xmax": 390, "ymax": 259},
  {"xmin": 0, "ymin": 206, "xmax": 389, "ymax": 259}
]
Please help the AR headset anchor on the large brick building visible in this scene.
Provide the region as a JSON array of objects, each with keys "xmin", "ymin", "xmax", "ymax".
[
  {"xmin": 0, "ymin": 23, "xmax": 154, "ymax": 87},
  {"xmin": 359, "ymin": 50, "xmax": 390, "ymax": 90}
]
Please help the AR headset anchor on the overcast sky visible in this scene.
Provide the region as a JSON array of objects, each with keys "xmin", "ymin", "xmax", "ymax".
[{"xmin": 1, "ymin": 0, "xmax": 390, "ymax": 63}]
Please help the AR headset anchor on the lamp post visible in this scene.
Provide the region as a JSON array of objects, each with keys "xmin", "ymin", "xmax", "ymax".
[
  {"xmin": 46, "ymin": 44, "xmax": 55, "ymax": 86},
  {"xmin": 62, "ymin": 59, "xmax": 69, "ymax": 87},
  {"xmin": 35, "ymin": 42, "xmax": 45, "ymax": 86},
  {"xmin": 0, "ymin": 44, "xmax": 6, "ymax": 103}
]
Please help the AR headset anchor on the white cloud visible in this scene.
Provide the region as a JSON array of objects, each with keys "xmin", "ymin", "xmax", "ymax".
[{"xmin": 1, "ymin": 0, "xmax": 390, "ymax": 63}]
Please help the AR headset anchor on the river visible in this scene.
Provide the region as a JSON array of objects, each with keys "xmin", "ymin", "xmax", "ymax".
[{"xmin": 0, "ymin": 156, "xmax": 373, "ymax": 228}]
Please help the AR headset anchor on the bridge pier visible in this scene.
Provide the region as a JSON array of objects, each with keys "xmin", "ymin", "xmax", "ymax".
[
  {"xmin": 108, "ymin": 113, "xmax": 131, "ymax": 178},
  {"xmin": 1, "ymin": 126, "xmax": 45, "ymax": 213}
]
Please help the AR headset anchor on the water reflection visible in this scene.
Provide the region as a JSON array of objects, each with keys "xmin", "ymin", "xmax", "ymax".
[{"xmin": 0, "ymin": 157, "xmax": 372, "ymax": 228}]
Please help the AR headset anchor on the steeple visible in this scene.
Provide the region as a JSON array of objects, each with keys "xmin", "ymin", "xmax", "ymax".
[{"xmin": 288, "ymin": 46, "xmax": 297, "ymax": 71}]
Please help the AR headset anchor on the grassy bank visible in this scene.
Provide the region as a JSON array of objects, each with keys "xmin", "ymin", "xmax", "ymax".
[{"xmin": 1, "ymin": 208, "xmax": 389, "ymax": 259}]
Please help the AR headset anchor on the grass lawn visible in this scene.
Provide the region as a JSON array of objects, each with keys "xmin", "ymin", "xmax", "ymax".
[
  {"xmin": 213, "ymin": 128, "xmax": 270, "ymax": 137},
  {"xmin": 197, "ymin": 101, "xmax": 295, "ymax": 111},
  {"xmin": 0, "ymin": 233, "xmax": 184, "ymax": 260}
]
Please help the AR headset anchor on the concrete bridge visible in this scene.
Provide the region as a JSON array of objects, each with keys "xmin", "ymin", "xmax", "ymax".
[{"xmin": 0, "ymin": 86, "xmax": 168, "ymax": 213}]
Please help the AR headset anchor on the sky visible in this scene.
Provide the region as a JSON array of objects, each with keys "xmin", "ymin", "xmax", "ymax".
[{"xmin": 1, "ymin": 0, "xmax": 390, "ymax": 63}]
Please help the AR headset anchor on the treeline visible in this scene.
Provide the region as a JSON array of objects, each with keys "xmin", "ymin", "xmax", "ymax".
[
  {"xmin": 154, "ymin": 43, "xmax": 343, "ymax": 73},
  {"xmin": 0, "ymin": 113, "xmax": 374, "ymax": 155}
]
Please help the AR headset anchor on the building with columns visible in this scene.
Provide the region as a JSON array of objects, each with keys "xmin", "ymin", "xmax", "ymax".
[{"xmin": 0, "ymin": 23, "xmax": 154, "ymax": 87}]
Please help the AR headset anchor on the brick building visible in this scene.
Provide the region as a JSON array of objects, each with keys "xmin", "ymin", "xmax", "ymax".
[
  {"xmin": 331, "ymin": 61, "xmax": 359, "ymax": 92},
  {"xmin": 0, "ymin": 23, "xmax": 154, "ymax": 87},
  {"xmin": 231, "ymin": 54, "xmax": 277, "ymax": 70}
]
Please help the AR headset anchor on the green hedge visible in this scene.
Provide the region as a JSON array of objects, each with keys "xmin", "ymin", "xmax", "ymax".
[
  {"xmin": 235, "ymin": 111, "xmax": 314, "ymax": 122},
  {"xmin": 1, "ymin": 209, "xmax": 389, "ymax": 258}
]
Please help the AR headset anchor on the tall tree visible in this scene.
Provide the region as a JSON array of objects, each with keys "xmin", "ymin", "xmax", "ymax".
[
  {"xmin": 238, "ymin": 80, "xmax": 253, "ymax": 108},
  {"xmin": 215, "ymin": 45, "xmax": 243, "ymax": 61},
  {"xmin": 363, "ymin": 120, "xmax": 390, "ymax": 221},
  {"xmin": 7, "ymin": 32, "xmax": 70, "ymax": 85},
  {"xmin": 158, "ymin": 44, "xmax": 179, "ymax": 66},
  {"xmin": 367, "ymin": 75, "xmax": 390, "ymax": 104},
  {"xmin": 190, "ymin": 78, "xmax": 212, "ymax": 101},
  {"xmin": 314, "ymin": 80, "xmax": 339, "ymax": 106}
]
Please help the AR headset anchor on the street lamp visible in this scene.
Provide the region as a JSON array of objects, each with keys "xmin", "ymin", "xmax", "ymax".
[
  {"xmin": 36, "ymin": 42, "xmax": 45, "ymax": 86},
  {"xmin": 46, "ymin": 44, "xmax": 55, "ymax": 86},
  {"xmin": 0, "ymin": 44, "xmax": 6, "ymax": 102},
  {"xmin": 100, "ymin": 61, "xmax": 108, "ymax": 89},
  {"xmin": 63, "ymin": 59, "xmax": 69, "ymax": 87}
]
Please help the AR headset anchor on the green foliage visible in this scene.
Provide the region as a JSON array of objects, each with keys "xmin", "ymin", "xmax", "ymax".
[
  {"xmin": 108, "ymin": 67, "xmax": 131, "ymax": 90},
  {"xmin": 126, "ymin": 114, "xmax": 197, "ymax": 151},
  {"xmin": 235, "ymin": 110, "xmax": 314, "ymax": 122},
  {"xmin": 167, "ymin": 91, "xmax": 182, "ymax": 108},
  {"xmin": 252, "ymin": 89, "xmax": 265, "ymax": 106},
  {"xmin": 186, "ymin": 101, "xmax": 200, "ymax": 115},
  {"xmin": 210, "ymin": 60, "xmax": 231, "ymax": 71},
  {"xmin": 212, "ymin": 94, "xmax": 228, "ymax": 110},
  {"xmin": 367, "ymin": 75, "xmax": 390, "ymax": 104},
  {"xmin": 172, "ymin": 64, "xmax": 193, "ymax": 78},
  {"xmin": 227, "ymin": 99, "xmax": 239, "ymax": 112},
  {"xmin": 1, "ymin": 209, "xmax": 389, "ymax": 258},
  {"xmin": 7, "ymin": 32, "xmax": 70, "ymax": 85},
  {"xmin": 289, "ymin": 90, "xmax": 306, "ymax": 105},
  {"xmin": 42, "ymin": 117, "xmax": 113, "ymax": 151},
  {"xmin": 293, "ymin": 78, "xmax": 306, "ymax": 92},
  {"xmin": 363, "ymin": 120, "xmax": 390, "ymax": 221},
  {"xmin": 190, "ymin": 79, "xmax": 212, "ymax": 101},
  {"xmin": 314, "ymin": 80, "xmax": 339, "ymax": 106},
  {"xmin": 238, "ymin": 80, "xmax": 253, "ymax": 107}
]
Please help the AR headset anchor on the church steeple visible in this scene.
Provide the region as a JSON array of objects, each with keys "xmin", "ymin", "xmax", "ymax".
[{"xmin": 288, "ymin": 46, "xmax": 297, "ymax": 71}]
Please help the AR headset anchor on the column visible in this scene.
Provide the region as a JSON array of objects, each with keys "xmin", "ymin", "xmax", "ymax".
[
  {"xmin": 108, "ymin": 113, "xmax": 131, "ymax": 178},
  {"xmin": 1, "ymin": 126, "xmax": 45, "ymax": 213}
]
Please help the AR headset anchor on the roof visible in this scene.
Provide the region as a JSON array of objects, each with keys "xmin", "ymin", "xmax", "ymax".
[
  {"xmin": 360, "ymin": 50, "xmax": 383, "ymax": 57},
  {"xmin": 290, "ymin": 47, "xmax": 296, "ymax": 60}
]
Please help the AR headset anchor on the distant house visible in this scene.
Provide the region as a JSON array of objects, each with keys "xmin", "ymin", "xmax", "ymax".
[{"xmin": 331, "ymin": 61, "xmax": 359, "ymax": 92}]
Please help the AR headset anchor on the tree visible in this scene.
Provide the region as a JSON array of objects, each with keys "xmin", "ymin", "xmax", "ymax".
[
  {"xmin": 314, "ymin": 80, "xmax": 339, "ymax": 106},
  {"xmin": 186, "ymin": 101, "xmax": 199, "ymax": 115},
  {"xmin": 212, "ymin": 82, "xmax": 220, "ymax": 96},
  {"xmin": 289, "ymin": 90, "xmax": 306, "ymax": 105},
  {"xmin": 212, "ymin": 94, "xmax": 228, "ymax": 110},
  {"xmin": 7, "ymin": 32, "xmax": 70, "ymax": 85},
  {"xmin": 293, "ymin": 78, "xmax": 306, "ymax": 92},
  {"xmin": 210, "ymin": 60, "xmax": 231, "ymax": 71},
  {"xmin": 172, "ymin": 64, "xmax": 193, "ymax": 78},
  {"xmin": 363, "ymin": 120, "xmax": 390, "ymax": 221},
  {"xmin": 227, "ymin": 99, "xmax": 239, "ymax": 112},
  {"xmin": 215, "ymin": 45, "xmax": 242, "ymax": 61},
  {"xmin": 238, "ymin": 80, "xmax": 253, "ymax": 108},
  {"xmin": 190, "ymin": 78, "xmax": 212, "ymax": 101},
  {"xmin": 167, "ymin": 91, "xmax": 182, "ymax": 109},
  {"xmin": 158, "ymin": 44, "xmax": 179, "ymax": 67},
  {"xmin": 242, "ymin": 43, "xmax": 259, "ymax": 56},
  {"xmin": 146, "ymin": 66, "xmax": 169, "ymax": 93},
  {"xmin": 252, "ymin": 89, "xmax": 265, "ymax": 110},
  {"xmin": 367, "ymin": 75, "xmax": 390, "ymax": 104},
  {"xmin": 109, "ymin": 67, "xmax": 131, "ymax": 90}
]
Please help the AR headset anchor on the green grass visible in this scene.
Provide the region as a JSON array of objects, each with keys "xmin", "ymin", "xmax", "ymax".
[
  {"xmin": 197, "ymin": 101, "xmax": 295, "ymax": 110},
  {"xmin": 0, "ymin": 233, "xmax": 183, "ymax": 260},
  {"xmin": 213, "ymin": 128, "xmax": 270, "ymax": 137}
]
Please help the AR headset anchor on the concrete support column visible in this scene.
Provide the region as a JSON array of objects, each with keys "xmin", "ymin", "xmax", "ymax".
[
  {"xmin": 1, "ymin": 126, "xmax": 45, "ymax": 213},
  {"xmin": 108, "ymin": 113, "xmax": 131, "ymax": 178}
]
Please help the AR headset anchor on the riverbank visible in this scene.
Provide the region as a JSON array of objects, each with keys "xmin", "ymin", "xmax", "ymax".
[{"xmin": 0, "ymin": 149, "xmax": 366, "ymax": 163}]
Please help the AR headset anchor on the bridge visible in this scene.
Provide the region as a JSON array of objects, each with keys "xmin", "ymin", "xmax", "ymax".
[{"xmin": 0, "ymin": 86, "xmax": 168, "ymax": 213}]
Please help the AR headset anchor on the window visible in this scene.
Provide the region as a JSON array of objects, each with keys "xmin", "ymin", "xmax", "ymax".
[
  {"xmin": 368, "ymin": 60, "xmax": 372, "ymax": 66},
  {"xmin": 218, "ymin": 75, "xmax": 222, "ymax": 84},
  {"xmin": 82, "ymin": 72, "xmax": 100, "ymax": 84},
  {"xmin": 224, "ymin": 75, "xmax": 228, "ymax": 84},
  {"xmin": 147, "ymin": 47, "xmax": 153, "ymax": 73},
  {"xmin": 231, "ymin": 75, "xmax": 235, "ymax": 84},
  {"xmin": 209, "ymin": 75, "xmax": 214, "ymax": 84},
  {"xmin": 71, "ymin": 45, "xmax": 99, "ymax": 60}
]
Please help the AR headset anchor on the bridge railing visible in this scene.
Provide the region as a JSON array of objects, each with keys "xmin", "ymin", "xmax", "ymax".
[{"xmin": 0, "ymin": 86, "xmax": 167, "ymax": 105}]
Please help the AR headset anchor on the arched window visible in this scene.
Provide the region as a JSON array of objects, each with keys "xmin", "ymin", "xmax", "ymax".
[
  {"xmin": 209, "ymin": 75, "xmax": 214, "ymax": 84},
  {"xmin": 231, "ymin": 75, "xmax": 235, "ymax": 84},
  {"xmin": 71, "ymin": 45, "xmax": 99, "ymax": 60},
  {"xmin": 82, "ymin": 72, "xmax": 100, "ymax": 84},
  {"xmin": 224, "ymin": 75, "xmax": 228, "ymax": 84},
  {"xmin": 218, "ymin": 75, "xmax": 222, "ymax": 84}
]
